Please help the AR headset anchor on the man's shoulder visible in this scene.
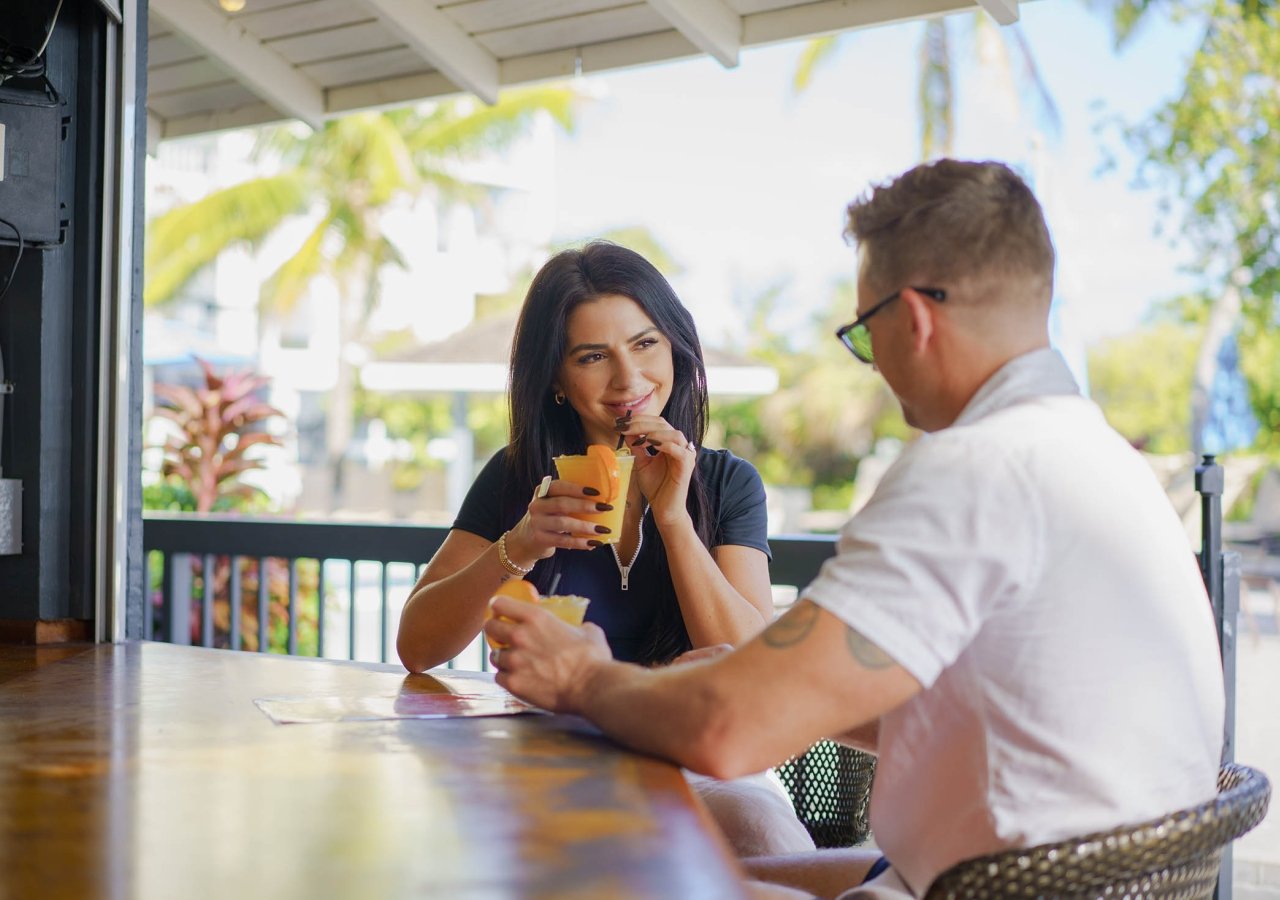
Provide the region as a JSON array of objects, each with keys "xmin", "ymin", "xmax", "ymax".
[{"xmin": 921, "ymin": 393, "xmax": 1111, "ymax": 470}]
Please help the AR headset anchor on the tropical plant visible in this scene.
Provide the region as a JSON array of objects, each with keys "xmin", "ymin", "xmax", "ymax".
[
  {"xmin": 194, "ymin": 555, "xmax": 321, "ymax": 654},
  {"xmin": 1094, "ymin": 0, "xmax": 1279, "ymax": 455},
  {"xmin": 145, "ymin": 360, "xmax": 316, "ymax": 653},
  {"xmin": 792, "ymin": 12, "xmax": 1059, "ymax": 159},
  {"xmin": 1087, "ymin": 320, "xmax": 1198, "ymax": 453},
  {"xmin": 150, "ymin": 358, "xmax": 284, "ymax": 512},
  {"xmin": 145, "ymin": 85, "xmax": 582, "ymax": 508}
]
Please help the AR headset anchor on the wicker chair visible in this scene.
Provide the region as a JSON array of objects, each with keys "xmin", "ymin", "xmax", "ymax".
[
  {"xmin": 774, "ymin": 739, "xmax": 877, "ymax": 848},
  {"xmin": 923, "ymin": 762, "xmax": 1271, "ymax": 899}
]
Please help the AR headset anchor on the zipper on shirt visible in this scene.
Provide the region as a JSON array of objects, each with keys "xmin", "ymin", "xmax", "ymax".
[{"xmin": 609, "ymin": 505, "xmax": 647, "ymax": 591}]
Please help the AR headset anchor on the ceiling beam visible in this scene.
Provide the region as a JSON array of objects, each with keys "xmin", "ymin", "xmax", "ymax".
[
  {"xmin": 360, "ymin": 0, "xmax": 501, "ymax": 104},
  {"xmin": 645, "ymin": 0, "xmax": 742, "ymax": 68},
  {"xmin": 150, "ymin": 0, "xmax": 325, "ymax": 129},
  {"xmin": 975, "ymin": 0, "xmax": 1019, "ymax": 25}
]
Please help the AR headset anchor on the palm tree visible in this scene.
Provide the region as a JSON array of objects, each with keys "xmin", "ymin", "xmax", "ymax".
[
  {"xmin": 145, "ymin": 86, "xmax": 581, "ymax": 508},
  {"xmin": 783, "ymin": 11, "xmax": 1061, "ymax": 471},
  {"xmin": 792, "ymin": 12, "xmax": 1059, "ymax": 160}
]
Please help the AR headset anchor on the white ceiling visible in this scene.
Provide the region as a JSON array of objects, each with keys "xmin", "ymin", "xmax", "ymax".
[{"xmin": 146, "ymin": 0, "xmax": 1024, "ymax": 143}]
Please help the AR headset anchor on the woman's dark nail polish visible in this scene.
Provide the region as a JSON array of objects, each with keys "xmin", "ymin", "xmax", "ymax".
[
  {"xmin": 595, "ymin": 503, "xmax": 613, "ymax": 512},
  {"xmin": 631, "ymin": 437, "xmax": 646, "ymax": 447},
  {"xmin": 587, "ymin": 540, "xmax": 605, "ymax": 548},
  {"xmin": 582, "ymin": 487, "xmax": 600, "ymax": 496},
  {"xmin": 594, "ymin": 525, "xmax": 611, "ymax": 534}
]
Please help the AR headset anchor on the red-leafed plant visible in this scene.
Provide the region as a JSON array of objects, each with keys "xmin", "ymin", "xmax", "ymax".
[
  {"xmin": 152, "ymin": 358, "xmax": 283, "ymax": 512},
  {"xmin": 147, "ymin": 360, "xmax": 321, "ymax": 654}
]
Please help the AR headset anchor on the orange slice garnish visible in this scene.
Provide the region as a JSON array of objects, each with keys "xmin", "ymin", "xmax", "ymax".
[
  {"xmin": 586, "ymin": 444, "xmax": 621, "ymax": 502},
  {"xmin": 486, "ymin": 579, "xmax": 540, "ymax": 649},
  {"xmin": 494, "ymin": 579, "xmax": 539, "ymax": 604}
]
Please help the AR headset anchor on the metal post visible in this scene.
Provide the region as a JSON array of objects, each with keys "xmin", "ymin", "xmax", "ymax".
[
  {"xmin": 1197, "ymin": 454, "xmax": 1238, "ymax": 900},
  {"xmin": 165, "ymin": 553, "xmax": 191, "ymax": 646},
  {"xmin": 1196, "ymin": 454, "xmax": 1224, "ymax": 611}
]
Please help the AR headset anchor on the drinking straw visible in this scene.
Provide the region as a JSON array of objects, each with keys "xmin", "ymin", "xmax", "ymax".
[
  {"xmin": 547, "ymin": 573, "xmax": 562, "ymax": 595},
  {"xmin": 615, "ymin": 409, "xmax": 632, "ymax": 450}
]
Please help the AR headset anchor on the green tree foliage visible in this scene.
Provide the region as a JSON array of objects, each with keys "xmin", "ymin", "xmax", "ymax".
[
  {"xmin": 709, "ymin": 281, "xmax": 906, "ymax": 502},
  {"xmin": 1099, "ymin": 0, "xmax": 1279, "ymax": 453},
  {"xmin": 1087, "ymin": 321, "xmax": 1199, "ymax": 453},
  {"xmin": 1121, "ymin": 2, "xmax": 1278, "ymax": 310},
  {"xmin": 1239, "ymin": 320, "xmax": 1280, "ymax": 453}
]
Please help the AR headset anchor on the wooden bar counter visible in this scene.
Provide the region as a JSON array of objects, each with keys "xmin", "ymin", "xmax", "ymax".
[{"xmin": 0, "ymin": 642, "xmax": 747, "ymax": 899}]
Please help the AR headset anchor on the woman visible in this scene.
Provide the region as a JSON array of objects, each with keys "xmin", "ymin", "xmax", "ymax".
[{"xmin": 396, "ymin": 241, "xmax": 813, "ymax": 856}]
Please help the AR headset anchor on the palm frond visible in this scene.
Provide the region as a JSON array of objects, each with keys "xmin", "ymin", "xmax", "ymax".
[
  {"xmin": 144, "ymin": 171, "xmax": 310, "ymax": 307},
  {"xmin": 792, "ymin": 35, "xmax": 841, "ymax": 95},
  {"xmin": 261, "ymin": 213, "xmax": 334, "ymax": 317},
  {"xmin": 360, "ymin": 112, "xmax": 419, "ymax": 204},
  {"xmin": 1100, "ymin": 0, "xmax": 1161, "ymax": 49},
  {"xmin": 405, "ymin": 85, "xmax": 580, "ymax": 161},
  {"xmin": 424, "ymin": 171, "xmax": 489, "ymax": 206}
]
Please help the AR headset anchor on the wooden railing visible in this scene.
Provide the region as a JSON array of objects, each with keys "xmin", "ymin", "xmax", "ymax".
[{"xmin": 142, "ymin": 513, "xmax": 837, "ymax": 671}]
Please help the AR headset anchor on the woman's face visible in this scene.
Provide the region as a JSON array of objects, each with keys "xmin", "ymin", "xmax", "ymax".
[{"xmin": 556, "ymin": 294, "xmax": 675, "ymax": 446}]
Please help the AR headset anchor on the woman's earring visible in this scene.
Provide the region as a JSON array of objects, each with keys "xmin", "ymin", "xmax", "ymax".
[{"xmin": 553, "ymin": 391, "xmax": 566, "ymax": 406}]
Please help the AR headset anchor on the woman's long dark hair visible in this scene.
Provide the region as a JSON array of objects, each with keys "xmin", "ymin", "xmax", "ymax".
[{"xmin": 505, "ymin": 241, "xmax": 712, "ymax": 663}]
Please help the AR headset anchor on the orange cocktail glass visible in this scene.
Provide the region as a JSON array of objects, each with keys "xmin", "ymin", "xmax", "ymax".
[
  {"xmin": 485, "ymin": 580, "xmax": 590, "ymax": 647},
  {"xmin": 553, "ymin": 446, "xmax": 633, "ymax": 544},
  {"xmin": 537, "ymin": 594, "xmax": 590, "ymax": 626}
]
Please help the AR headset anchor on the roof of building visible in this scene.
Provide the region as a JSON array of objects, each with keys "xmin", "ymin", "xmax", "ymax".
[{"xmin": 146, "ymin": 0, "xmax": 1024, "ymax": 143}]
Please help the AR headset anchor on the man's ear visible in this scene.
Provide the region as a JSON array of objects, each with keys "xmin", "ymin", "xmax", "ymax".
[{"xmin": 900, "ymin": 287, "xmax": 936, "ymax": 355}]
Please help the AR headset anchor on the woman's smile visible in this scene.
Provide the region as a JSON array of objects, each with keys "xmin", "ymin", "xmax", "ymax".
[{"xmin": 604, "ymin": 390, "xmax": 656, "ymax": 418}]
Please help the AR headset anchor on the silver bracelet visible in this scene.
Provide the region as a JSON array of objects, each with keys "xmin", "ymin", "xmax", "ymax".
[{"xmin": 496, "ymin": 531, "xmax": 533, "ymax": 577}]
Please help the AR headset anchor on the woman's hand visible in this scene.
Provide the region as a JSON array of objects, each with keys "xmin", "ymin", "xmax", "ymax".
[
  {"xmin": 502, "ymin": 477, "xmax": 616, "ymax": 568},
  {"xmin": 616, "ymin": 414, "xmax": 698, "ymax": 528}
]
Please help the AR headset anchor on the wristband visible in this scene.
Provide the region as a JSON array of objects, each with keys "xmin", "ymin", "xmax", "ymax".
[{"xmin": 496, "ymin": 531, "xmax": 533, "ymax": 577}]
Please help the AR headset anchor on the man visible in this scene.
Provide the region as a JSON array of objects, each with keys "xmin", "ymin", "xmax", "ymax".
[{"xmin": 484, "ymin": 160, "xmax": 1225, "ymax": 899}]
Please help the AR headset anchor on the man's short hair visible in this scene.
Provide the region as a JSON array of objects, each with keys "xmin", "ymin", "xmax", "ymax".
[{"xmin": 845, "ymin": 160, "xmax": 1055, "ymax": 301}]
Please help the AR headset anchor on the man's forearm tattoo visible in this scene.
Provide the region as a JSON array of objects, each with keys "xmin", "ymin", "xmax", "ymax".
[
  {"xmin": 846, "ymin": 626, "xmax": 894, "ymax": 669},
  {"xmin": 762, "ymin": 602, "xmax": 819, "ymax": 648}
]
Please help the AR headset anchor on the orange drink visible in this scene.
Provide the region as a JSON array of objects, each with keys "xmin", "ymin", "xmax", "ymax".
[
  {"xmin": 553, "ymin": 446, "xmax": 633, "ymax": 544},
  {"xmin": 538, "ymin": 594, "xmax": 590, "ymax": 626},
  {"xmin": 486, "ymin": 581, "xmax": 592, "ymax": 647},
  {"xmin": 486, "ymin": 579, "xmax": 538, "ymax": 649}
]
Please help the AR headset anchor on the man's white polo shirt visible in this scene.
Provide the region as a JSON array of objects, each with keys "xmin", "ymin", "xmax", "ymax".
[{"xmin": 803, "ymin": 348, "xmax": 1225, "ymax": 896}]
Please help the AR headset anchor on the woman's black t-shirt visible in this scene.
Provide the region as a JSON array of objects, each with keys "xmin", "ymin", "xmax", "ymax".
[{"xmin": 452, "ymin": 447, "xmax": 771, "ymax": 664}]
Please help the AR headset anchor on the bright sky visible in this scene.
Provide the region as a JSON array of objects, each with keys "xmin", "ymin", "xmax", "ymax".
[{"xmin": 549, "ymin": 2, "xmax": 1204, "ymax": 356}]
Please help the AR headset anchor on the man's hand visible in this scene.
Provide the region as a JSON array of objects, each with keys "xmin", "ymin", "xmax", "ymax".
[{"xmin": 484, "ymin": 595, "xmax": 613, "ymax": 713}]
